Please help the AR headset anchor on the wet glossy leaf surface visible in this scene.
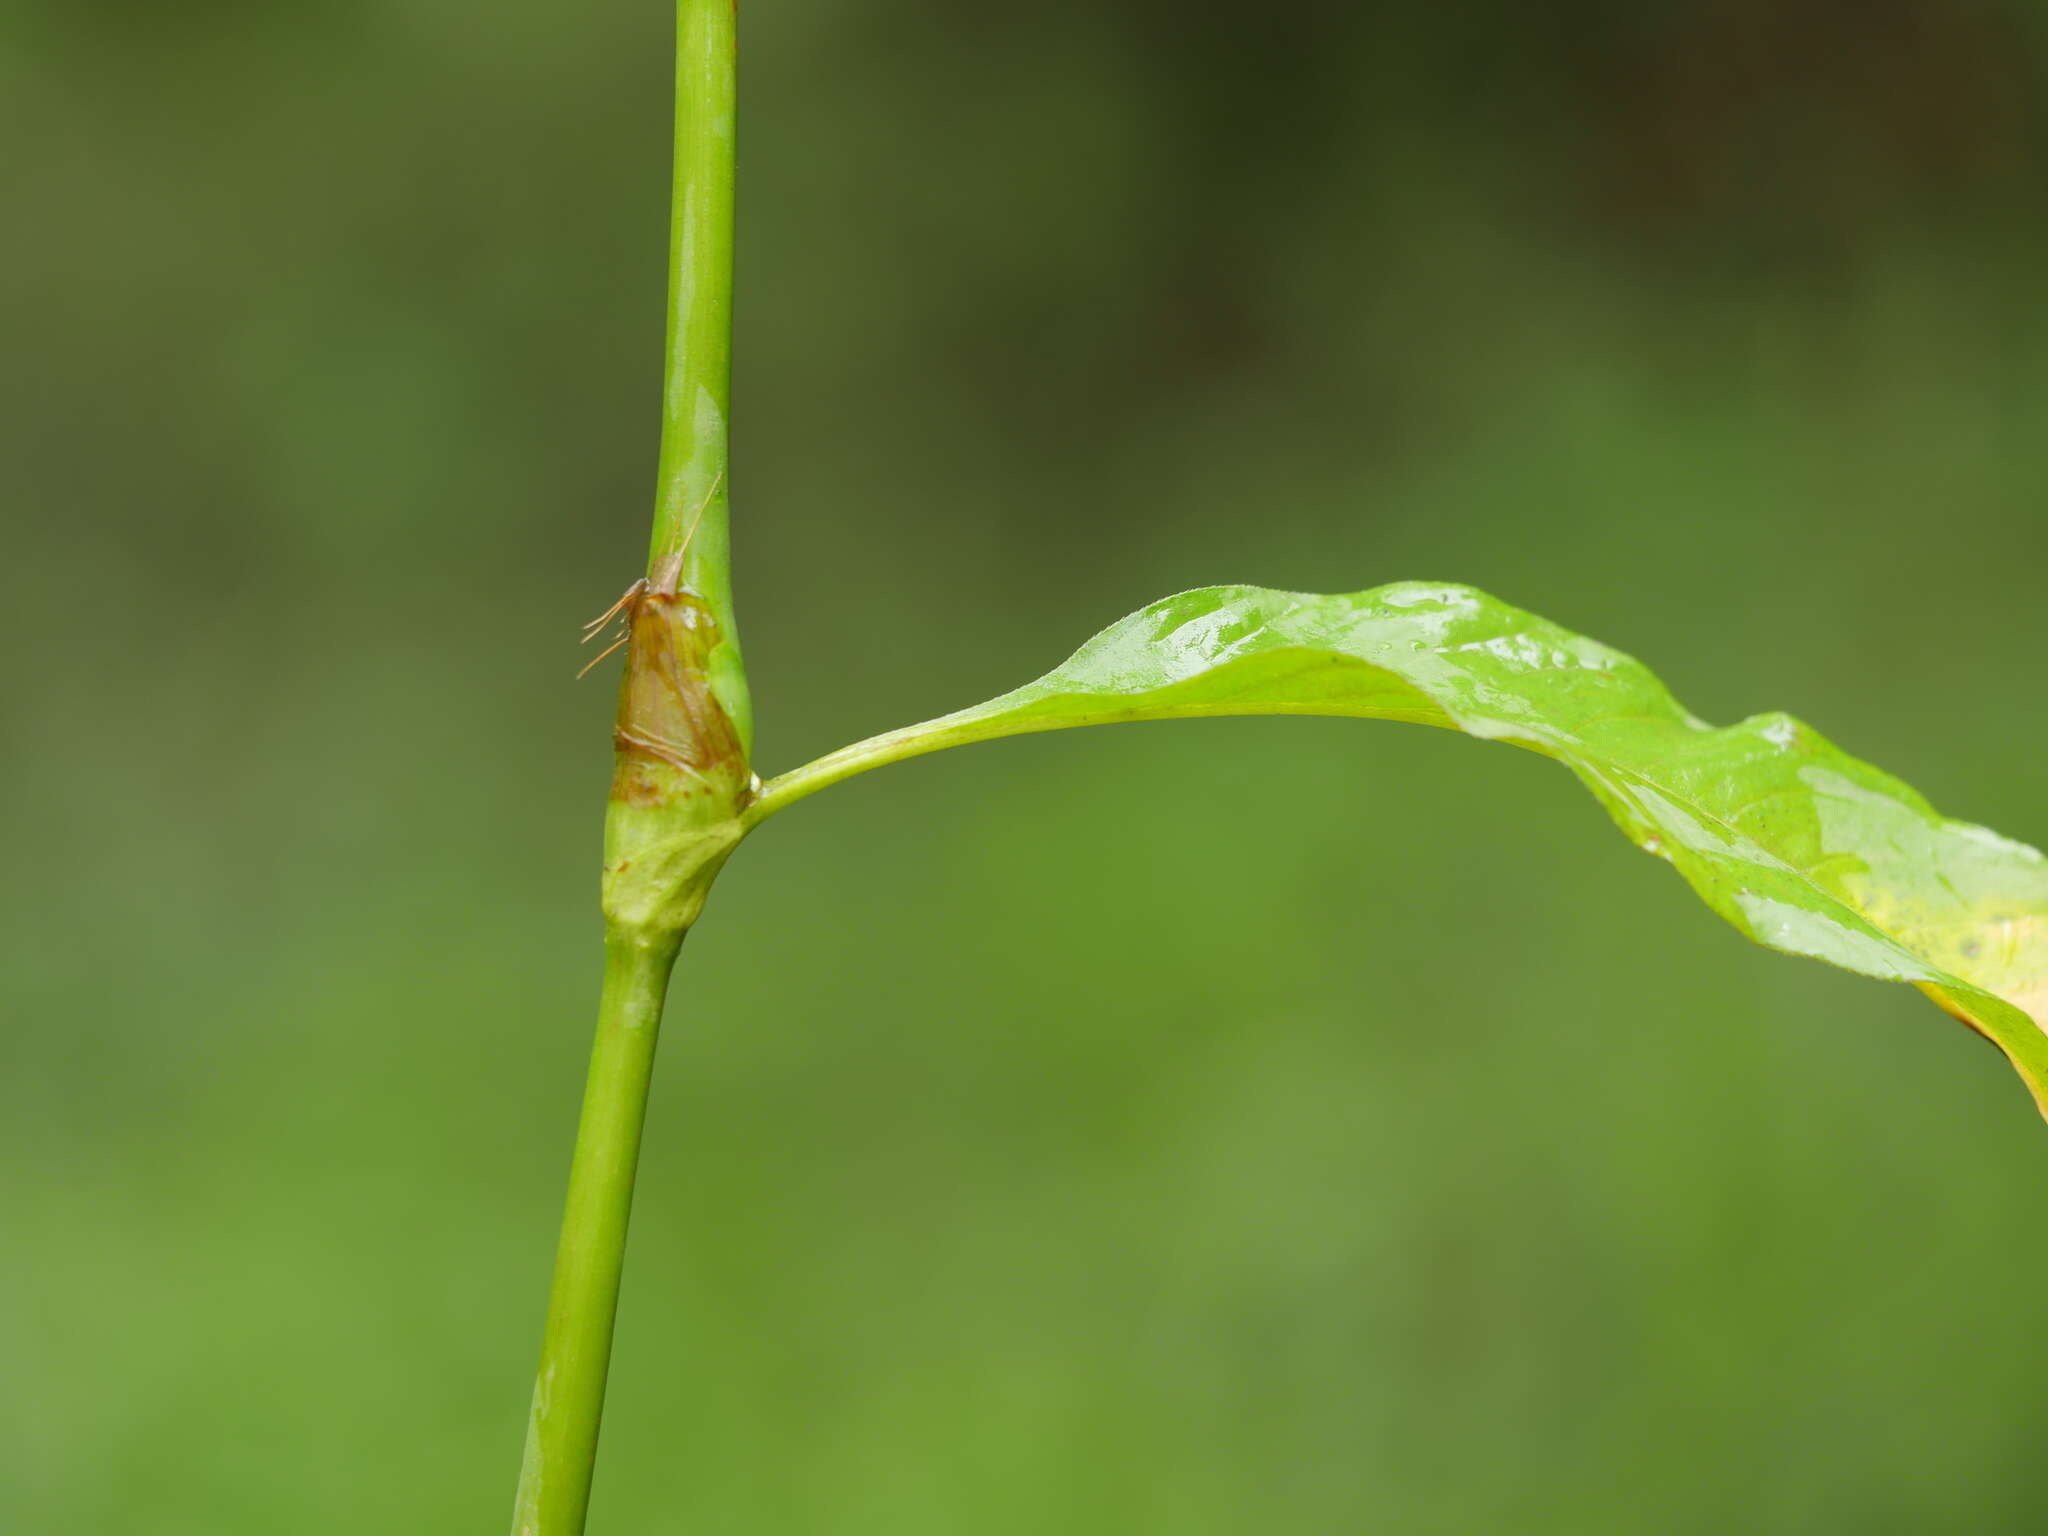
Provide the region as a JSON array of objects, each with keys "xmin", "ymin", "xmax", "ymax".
[{"xmin": 764, "ymin": 584, "xmax": 2048, "ymax": 1110}]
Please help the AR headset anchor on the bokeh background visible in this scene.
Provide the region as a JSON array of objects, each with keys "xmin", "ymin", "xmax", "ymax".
[{"xmin": 8, "ymin": 2, "xmax": 2048, "ymax": 1531}]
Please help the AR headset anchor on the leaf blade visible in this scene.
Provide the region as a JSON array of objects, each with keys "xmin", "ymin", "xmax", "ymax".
[{"xmin": 754, "ymin": 583, "xmax": 2048, "ymax": 1110}]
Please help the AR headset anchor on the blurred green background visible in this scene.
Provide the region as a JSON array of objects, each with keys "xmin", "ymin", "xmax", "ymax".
[{"xmin": 8, "ymin": 2, "xmax": 2048, "ymax": 1531}]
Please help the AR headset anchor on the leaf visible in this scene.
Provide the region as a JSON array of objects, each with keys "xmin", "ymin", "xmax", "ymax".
[{"xmin": 752, "ymin": 583, "xmax": 2048, "ymax": 1113}]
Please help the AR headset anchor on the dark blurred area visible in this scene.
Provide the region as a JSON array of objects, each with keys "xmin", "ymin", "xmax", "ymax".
[{"xmin": 7, "ymin": 2, "xmax": 2048, "ymax": 1530}]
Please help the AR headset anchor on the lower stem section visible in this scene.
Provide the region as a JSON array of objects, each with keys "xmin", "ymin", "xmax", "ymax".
[{"xmin": 512, "ymin": 928, "xmax": 684, "ymax": 1536}]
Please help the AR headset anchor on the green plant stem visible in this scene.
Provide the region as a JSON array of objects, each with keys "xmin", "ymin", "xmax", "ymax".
[
  {"xmin": 512, "ymin": 933, "xmax": 683, "ymax": 1536},
  {"xmin": 651, "ymin": 0, "xmax": 749, "ymax": 750},
  {"xmin": 511, "ymin": 5, "xmax": 747, "ymax": 1533}
]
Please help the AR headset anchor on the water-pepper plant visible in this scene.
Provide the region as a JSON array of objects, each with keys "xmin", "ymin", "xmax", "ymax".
[{"xmin": 511, "ymin": 6, "xmax": 2048, "ymax": 1533}]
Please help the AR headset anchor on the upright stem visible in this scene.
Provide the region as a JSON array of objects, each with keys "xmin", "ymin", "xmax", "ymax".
[
  {"xmin": 650, "ymin": 0, "xmax": 748, "ymax": 752},
  {"xmin": 512, "ymin": 934, "xmax": 683, "ymax": 1536},
  {"xmin": 511, "ymin": 5, "xmax": 748, "ymax": 1533}
]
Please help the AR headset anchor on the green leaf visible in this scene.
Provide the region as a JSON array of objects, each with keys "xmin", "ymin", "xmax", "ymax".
[{"xmin": 752, "ymin": 583, "xmax": 2048, "ymax": 1112}]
